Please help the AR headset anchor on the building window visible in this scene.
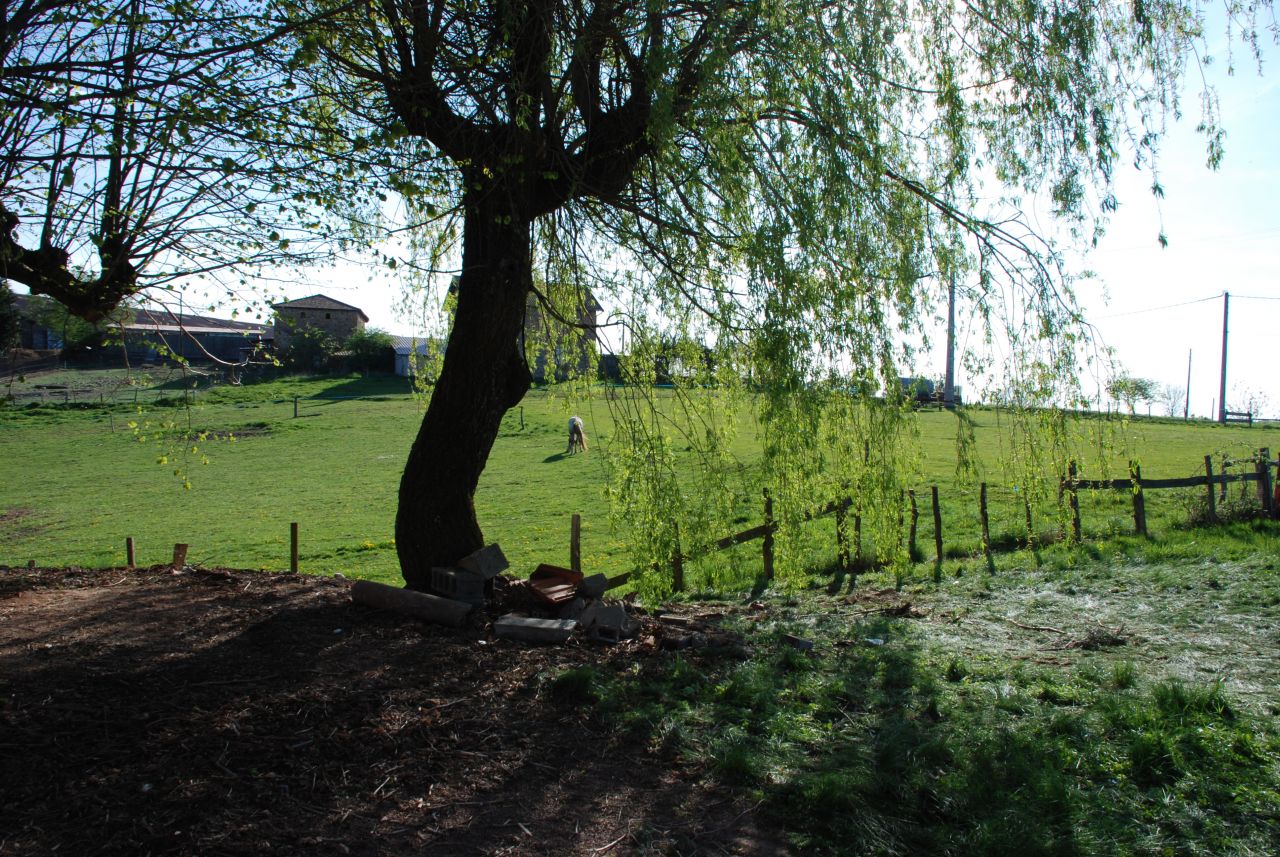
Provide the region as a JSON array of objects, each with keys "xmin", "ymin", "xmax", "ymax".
[{"xmin": 325, "ymin": 313, "xmax": 331, "ymax": 319}]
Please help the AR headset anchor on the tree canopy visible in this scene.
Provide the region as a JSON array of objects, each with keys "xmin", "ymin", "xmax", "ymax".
[{"xmin": 0, "ymin": 0, "xmax": 339, "ymax": 323}]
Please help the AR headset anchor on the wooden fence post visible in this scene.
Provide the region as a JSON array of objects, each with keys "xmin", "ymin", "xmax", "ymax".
[
  {"xmin": 835, "ymin": 500, "xmax": 849, "ymax": 572},
  {"xmin": 126, "ymin": 537, "xmax": 135, "ymax": 568},
  {"xmin": 570, "ymin": 514, "xmax": 582, "ymax": 574},
  {"xmin": 907, "ymin": 490, "xmax": 919, "ymax": 560},
  {"xmin": 762, "ymin": 490, "xmax": 775, "ymax": 581},
  {"xmin": 1023, "ymin": 493, "xmax": 1035, "ymax": 547},
  {"xmin": 172, "ymin": 543, "xmax": 188, "ymax": 572},
  {"xmin": 293, "ymin": 396, "xmax": 299, "ymax": 418},
  {"xmin": 1257, "ymin": 448, "xmax": 1275, "ymax": 519},
  {"xmin": 290, "ymin": 523, "xmax": 299, "ymax": 573},
  {"xmin": 931, "ymin": 485, "xmax": 943, "ymax": 581},
  {"xmin": 1274, "ymin": 452, "xmax": 1280, "ymax": 520},
  {"xmin": 671, "ymin": 521, "xmax": 684, "ymax": 593},
  {"xmin": 1203, "ymin": 455, "xmax": 1218, "ymax": 522},
  {"xmin": 1130, "ymin": 461, "xmax": 1147, "ymax": 537},
  {"xmin": 979, "ymin": 483, "xmax": 993, "ymax": 572},
  {"xmin": 1066, "ymin": 460, "xmax": 1082, "ymax": 543}
]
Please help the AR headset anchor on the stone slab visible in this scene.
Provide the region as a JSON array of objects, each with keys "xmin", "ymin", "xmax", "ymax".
[
  {"xmin": 457, "ymin": 544, "xmax": 509, "ymax": 579},
  {"xmin": 493, "ymin": 615, "xmax": 578, "ymax": 643},
  {"xmin": 577, "ymin": 573, "xmax": 608, "ymax": 600},
  {"xmin": 430, "ymin": 566, "xmax": 488, "ymax": 606}
]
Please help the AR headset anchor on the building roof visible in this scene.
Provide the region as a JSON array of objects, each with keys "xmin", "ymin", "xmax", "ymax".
[
  {"xmin": 271, "ymin": 294, "xmax": 370, "ymax": 321},
  {"xmin": 13, "ymin": 294, "xmax": 269, "ymax": 336},
  {"xmin": 126, "ymin": 307, "xmax": 269, "ymax": 336},
  {"xmin": 390, "ymin": 335, "xmax": 442, "ymax": 355}
]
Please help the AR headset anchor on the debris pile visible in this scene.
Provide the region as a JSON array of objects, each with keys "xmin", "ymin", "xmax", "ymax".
[{"xmin": 351, "ymin": 544, "xmax": 649, "ymax": 646}]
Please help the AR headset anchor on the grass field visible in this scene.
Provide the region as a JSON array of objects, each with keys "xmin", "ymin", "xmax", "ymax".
[
  {"xmin": 2, "ymin": 369, "xmax": 1278, "ymax": 586},
  {"xmin": 4, "ymin": 367, "xmax": 1278, "ymax": 854}
]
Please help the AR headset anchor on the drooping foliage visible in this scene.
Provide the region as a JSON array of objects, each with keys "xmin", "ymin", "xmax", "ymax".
[{"xmin": 285, "ymin": 0, "xmax": 1271, "ymax": 585}]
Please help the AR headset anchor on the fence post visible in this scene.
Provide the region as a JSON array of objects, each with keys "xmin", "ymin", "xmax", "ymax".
[
  {"xmin": 126, "ymin": 537, "xmax": 135, "ymax": 569},
  {"xmin": 1203, "ymin": 455, "xmax": 1218, "ymax": 522},
  {"xmin": 1066, "ymin": 460, "xmax": 1082, "ymax": 543},
  {"xmin": 979, "ymin": 483, "xmax": 993, "ymax": 572},
  {"xmin": 762, "ymin": 490, "xmax": 774, "ymax": 581},
  {"xmin": 1257, "ymin": 448, "xmax": 1275, "ymax": 519},
  {"xmin": 1130, "ymin": 461, "xmax": 1147, "ymax": 537},
  {"xmin": 1274, "ymin": 452, "xmax": 1280, "ymax": 520},
  {"xmin": 570, "ymin": 513, "xmax": 582, "ymax": 574},
  {"xmin": 172, "ymin": 543, "xmax": 188, "ymax": 572},
  {"xmin": 293, "ymin": 396, "xmax": 299, "ymax": 418},
  {"xmin": 671, "ymin": 521, "xmax": 684, "ymax": 593},
  {"xmin": 908, "ymin": 490, "xmax": 919, "ymax": 560},
  {"xmin": 1023, "ymin": 493, "xmax": 1035, "ymax": 547},
  {"xmin": 1220, "ymin": 455, "xmax": 1229, "ymax": 502},
  {"xmin": 290, "ymin": 523, "xmax": 299, "ymax": 573},
  {"xmin": 931, "ymin": 485, "xmax": 943, "ymax": 582},
  {"xmin": 835, "ymin": 499, "xmax": 849, "ymax": 572}
]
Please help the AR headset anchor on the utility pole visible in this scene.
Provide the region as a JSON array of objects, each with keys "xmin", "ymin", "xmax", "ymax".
[
  {"xmin": 943, "ymin": 269, "xmax": 956, "ymax": 407},
  {"xmin": 1218, "ymin": 292, "xmax": 1229, "ymax": 424},
  {"xmin": 1184, "ymin": 349, "xmax": 1191, "ymax": 420}
]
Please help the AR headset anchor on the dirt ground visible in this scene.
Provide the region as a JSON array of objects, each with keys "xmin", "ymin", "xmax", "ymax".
[{"xmin": 0, "ymin": 566, "xmax": 781, "ymax": 857}]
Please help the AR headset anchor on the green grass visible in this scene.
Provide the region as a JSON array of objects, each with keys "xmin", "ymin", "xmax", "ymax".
[
  {"xmin": 1, "ymin": 369, "xmax": 1277, "ymax": 588},
  {"xmin": 556, "ymin": 563, "xmax": 1280, "ymax": 855}
]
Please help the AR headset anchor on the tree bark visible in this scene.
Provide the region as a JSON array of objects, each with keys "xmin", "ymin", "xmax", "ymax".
[{"xmin": 395, "ymin": 177, "xmax": 533, "ymax": 589}]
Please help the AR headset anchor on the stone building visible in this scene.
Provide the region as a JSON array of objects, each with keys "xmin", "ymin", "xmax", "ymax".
[{"xmin": 272, "ymin": 294, "xmax": 368, "ymax": 349}]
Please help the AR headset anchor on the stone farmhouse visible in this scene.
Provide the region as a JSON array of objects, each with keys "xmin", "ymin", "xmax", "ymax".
[{"xmin": 272, "ymin": 294, "xmax": 368, "ymax": 349}]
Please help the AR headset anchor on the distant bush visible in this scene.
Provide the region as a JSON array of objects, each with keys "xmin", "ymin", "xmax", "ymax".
[{"xmin": 344, "ymin": 328, "xmax": 394, "ymax": 374}]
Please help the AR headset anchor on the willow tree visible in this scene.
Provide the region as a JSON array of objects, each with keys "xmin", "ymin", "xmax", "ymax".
[{"xmin": 310, "ymin": 0, "xmax": 1262, "ymax": 586}]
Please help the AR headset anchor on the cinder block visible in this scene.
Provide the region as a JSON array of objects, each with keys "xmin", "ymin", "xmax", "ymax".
[
  {"xmin": 493, "ymin": 615, "xmax": 577, "ymax": 643},
  {"xmin": 580, "ymin": 603, "xmax": 638, "ymax": 644},
  {"xmin": 578, "ymin": 573, "xmax": 608, "ymax": 599},
  {"xmin": 457, "ymin": 544, "xmax": 509, "ymax": 579},
  {"xmin": 430, "ymin": 566, "xmax": 487, "ymax": 606}
]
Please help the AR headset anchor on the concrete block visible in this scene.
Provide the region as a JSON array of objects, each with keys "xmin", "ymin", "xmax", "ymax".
[
  {"xmin": 581, "ymin": 603, "xmax": 639, "ymax": 644},
  {"xmin": 430, "ymin": 566, "xmax": 487, "ymax": 606},
  {"xmin": 493, "ymin": 615, "xmax": 577, "ymax": 643},
  {"xmin": 457, "ymin": 544, "xmax": 509, "ymax": 579},
  {"xmin": 578, "ymin": 573, "xmax": 608, "ymax": 599}
]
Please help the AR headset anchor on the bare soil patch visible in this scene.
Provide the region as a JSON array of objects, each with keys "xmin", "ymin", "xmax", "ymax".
[{"xmin": 0, "ymin": 566, "xmax": 780, "ymax": 856}]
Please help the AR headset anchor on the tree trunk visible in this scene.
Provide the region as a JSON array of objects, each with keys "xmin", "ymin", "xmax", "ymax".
[{"xmin": 396, "ymin": 179, "xmax": 533, "ymax": 589}]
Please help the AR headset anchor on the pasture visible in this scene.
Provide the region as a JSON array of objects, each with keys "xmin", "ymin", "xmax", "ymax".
[{"xmin": 1, "ymin": 369, "xmax": 1276, "ymax": 587}]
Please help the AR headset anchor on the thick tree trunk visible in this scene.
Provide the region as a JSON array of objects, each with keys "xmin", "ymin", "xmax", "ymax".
[{"xmin": 395, "ymin": 180, "xmax": 533, "ymax": 589}]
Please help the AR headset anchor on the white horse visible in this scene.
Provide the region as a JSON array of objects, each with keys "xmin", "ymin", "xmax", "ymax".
[{"xmin": 567, "ymin": 415, "xmax": 588, "ymax": 454}]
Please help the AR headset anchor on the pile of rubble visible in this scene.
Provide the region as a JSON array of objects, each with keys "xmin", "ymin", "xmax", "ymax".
[{"xmin": 350, "ymin": 543, "xmax": 643, "ymax": 645}]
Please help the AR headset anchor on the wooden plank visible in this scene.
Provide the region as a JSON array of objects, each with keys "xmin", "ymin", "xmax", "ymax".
[
  {"xmin": 713, "ymin": 523, "xmax": 772, "ymax": 551},
  {"xmin": 570, "ymin": 514, "xmax": 581, "ymax": 574}
]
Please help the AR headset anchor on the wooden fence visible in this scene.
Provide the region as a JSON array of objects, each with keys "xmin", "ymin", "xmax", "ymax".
[{"xmin": 600, "ymin": 448, "xmax": 1279, "ymax": 592}]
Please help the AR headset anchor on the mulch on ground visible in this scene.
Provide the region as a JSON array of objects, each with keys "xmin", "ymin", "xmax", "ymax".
[{"xmin": 0, "ymin": 565, "xmax": 781, "ymax": 856}]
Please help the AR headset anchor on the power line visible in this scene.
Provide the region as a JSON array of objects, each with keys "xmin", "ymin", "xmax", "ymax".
[
  {"xmin": 1232, "ymin": 293, "xmax": 1280, "ymax": 301},
  {"xmin": 1092, "ymin": 293, "xmax": 1220, "ymax": 320}
]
